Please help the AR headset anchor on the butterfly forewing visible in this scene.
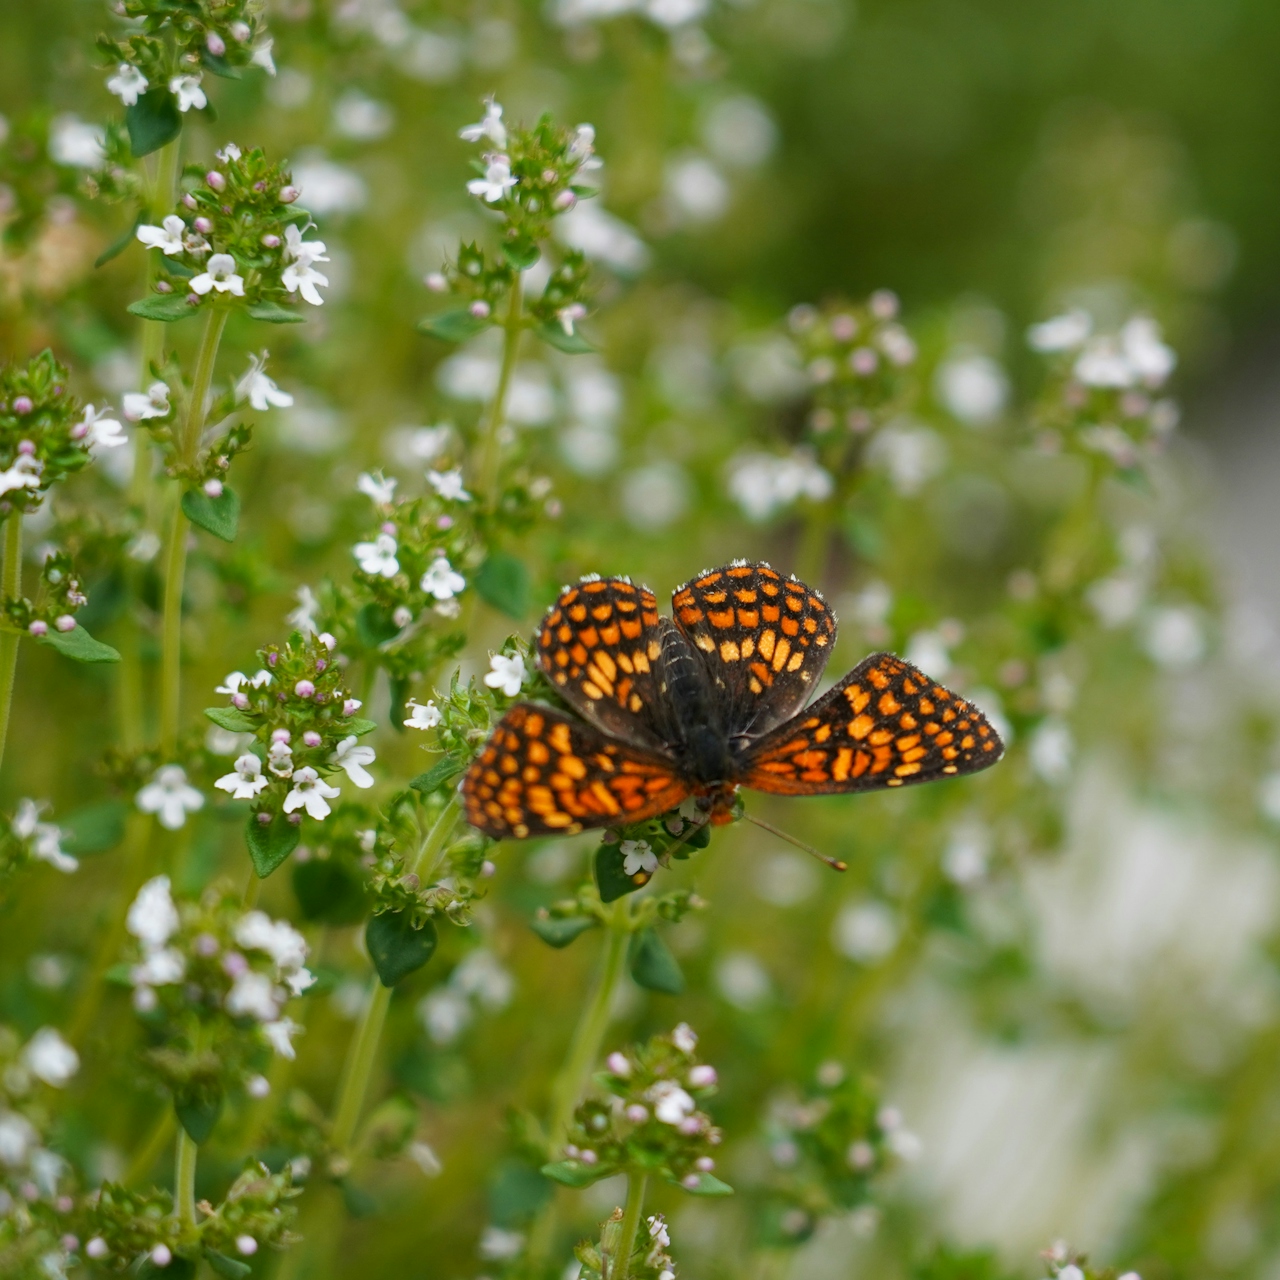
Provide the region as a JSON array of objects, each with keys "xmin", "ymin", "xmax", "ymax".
[
  {"xmin": 536, "ymin": 577, "xmax": 677, "ymax": 753},
  {"xmin": 741, "ymin": 652, "xmax": 1003, "ymax": 795},
  {"xmin": 671, "ymin": 562, "xmax": 837, "ymax": 739},
  {"xmin": 462, "ymin": 703, "xmax": 691, "ymax": 839}
]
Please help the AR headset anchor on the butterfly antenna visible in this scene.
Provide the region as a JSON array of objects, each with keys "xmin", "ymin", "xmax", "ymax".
[{"xmin": 744, "ymin": 812, "xmax": 847, "ymax": 872}]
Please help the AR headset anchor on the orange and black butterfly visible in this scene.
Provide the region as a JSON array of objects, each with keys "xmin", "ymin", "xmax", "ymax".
[{"xmin": 462, "ymin": 561, "xmax": 1003, "ymax": 840}]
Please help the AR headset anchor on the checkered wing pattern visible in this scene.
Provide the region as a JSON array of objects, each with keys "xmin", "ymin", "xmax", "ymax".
[
  {"xmin": 671, "ymin": 562, "xmax": 838, "ymax": 739},
  {"xmin": 742, "ymin": 653, "xmax": 1003, "ymax": 794},
  {"xmin": 462, "ymin": 703, "xmax": 691, "ymax": 839},
  {"xmin": 536, "ymin": 576, "xmax": 677, "ymax": 753}
]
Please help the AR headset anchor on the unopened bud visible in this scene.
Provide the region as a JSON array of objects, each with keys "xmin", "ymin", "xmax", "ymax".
[
  {"xmin": 469, "ymin": 300, "xmax": 491, "ymax": 319},
  {"xmin": 12, "ymin": 397, "xmax": 32, "ymax": 415},
  {"xmin": 206, "ymin": 171, "xmax": 226, "ymax": 192},
  {"xmin": 194, "ymin": 216, "xmax": 213, "ymax": 233},
  {"xmin": 424, "ymin": 272, "xmax": 447, "ymax": 292},
  {"xmin": 303, "ymin": 730, "xmax": 321, "ymax": 747},
  {"xmin": 257, "ymin": 811, "xmax": 273, "ymax": 825},
  {"xmin": 294, "ymin": 679, "xmax": 315, "ymax": 698},
  {"xmin": 553, "ymin": 190, "xmax": 576, "ymax": 211},
  {"xmin": 85, "ymin": 1238, "xmax": 108, "ymax": 1260},
  {"xmin": 203, "ymin": 478, "xmax": 223, "ymax": 497},
  {"xmin": 206, "ymin": 31, "xmax": 227, "ymax": 56},
  {"xmin": 262, "ymin": 233, "xmax": 281, "ymax": 248},
  {"xmin": 279, "ymin": 186, "xmax": 300, "ymax": 204},
  {"xmin": 155, "ymin": 280, "xmax": 173, "ymax": 293},
  {"xmin": 55, "ymin": 615, "xmax": 76, "ymax": 632},
  {"xmin": 236, "ymin": 1236, "xmax": 258, "ymax": 1256},
  {"xmin": 182, "ymin": 193, "xmax": 198, "ymax": 209},
  {"xmin": 150, "ymin": 1245, "xmax": 172, "ymax": 1267},
  {"xmin": 28, "ymin": 621, "xmax": 47, "ymax": 637}
]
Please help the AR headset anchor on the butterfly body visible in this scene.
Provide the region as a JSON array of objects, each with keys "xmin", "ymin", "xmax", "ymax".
[{"xmin": 463, "ymin": 562, "xmax": 1003, "ymax": 840}]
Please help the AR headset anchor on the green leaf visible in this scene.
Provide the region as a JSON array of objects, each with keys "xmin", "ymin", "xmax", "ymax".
[
  {"xmin": 628, "ymin": 927, "xmax": 684, "ymax": 994},
  {"xmin": 417, "ymin": 309, "xmax": 492, "ymax": 343},
  {"xmin": 204, "ymin": 706, "xmax": 256, "ymax": 732},
  {"xmin": 347, "ymin": 718, "xmax": 378, "ymax": 737},
  {"xmin": 125, "ymin": 87, "xmax": 181, "ymax": 157},
  {"xmin": 204, "ymin": 1251, "xmax": 251, "ymax": 1280},
  {"xmin": 245, "ymin": 812, "xmax": 300, "ymax": 878},
  {"xmin": 356, "ymin": 602, "xmax": 399, "ymax": 648},
  {"xmin": 38, "ymin": 624, "xmax": 121, "ymax": 664},
  {"xmin": 410, "ymin": 755, "xmax": 464, "ymax": 794},
  {"xmin": 536, "ymin": 322, "xmax": 595, "ymax": 355},
  {"xmin": 127, "ymin": 293, "xmax": 198, "ymax": 322},
  {"xmin": 596, "ymin": 842, "xmax": 648, "ymax": 903},
  {"xmin": 246, "ymin": 300, "xmax": 306, "ymax": 324},
  {"xmin": 182, "ymin": 487, "xmax": 240, "ymax": 542},
  {"xmin": 95, "ymin": 214, "xmax": 142, "ymax": 268},
  {"xmin": 475, "ymin": 552, "xmax": 530, "ymax": 619},
  {"xmin": 174, "ymin": 1091, "xmax": 222, "ymax": 1145},
  {"xmin": 201, "ymin": 50, "xmax": 242, "ymax": 79},
  {"xmin": 502, "ymin": 238, "xmax": 540, "ymax": 270},
  {"xmin": 60, "ymin": 800, "xmax": 127, "ymax": 855},
  {"xmin": 293, "ymin": 857, "xmax": 369, "ymax": 925},
  {"xmin": 678, "ymin": 1172, "xmax": 735, "ymax": 1196},
  {"xmin": 140, "ymin": 1257, "xmax": 196, "ymax": 1280},
  {"xmin": 366, "ymin": 911, "xmax": 438, "ymax": 986},
  {"xmin": 105, "ymin": 962, "xmax": 134, "ymax": 986},
  {"xmin": 531, "ymin": 915, "xmax": 597, "ymax": 949},
  {"xmin": 341, "ymin": 1180, "xmax": 379, "ymax": 1218},
  {"xmin": 540, "ymin": 1160, "xmax": 606, "ymax": 1188}
]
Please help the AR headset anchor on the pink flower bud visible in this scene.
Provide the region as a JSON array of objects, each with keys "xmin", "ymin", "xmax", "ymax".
[
  {"xmin": 262, "ymin": 233, "xmax": 281, "ymax": 248},
  {"xmin": 424, "ymin": 272, "xmax": 448, "ymax": 294},
  {"xmin": 342, "ymin": 699, "xmax": 360, "ymax": 716},
  {"xmin": 232, "ymin": 692, "xmax": 249, "ymax": 710},
  {"xmin": 469, "ymin": 300, "xmax": 491, "ymax": 319},
  {"xmin": 678, "ymin": 1117, "xmax": 702, "ymax": 1135},
  {"xmin": 279, "ymin": 186, "xmax": 300, "ymax": 204},
  {"xmin": 155, "ymin": 280, "xmax": 173, "ymax": 293},
  {"xmin": 553, "ymin": 190, "xmax": 576, "ymax": 211},
  {"xmin": 151, "ymin": 1244, "xmax": 173, "ymax": 1267},
  {"xmin": 28, "ymin": 621, "xmax": 47, "ymax": 637},
  {"xmin": 303, "ymin": 730, "xmax": 321, "ymax": 747},
  {"xmin": 193, "ymin": 932, "xmax": 219, "ymax": 956},
  {"xmin": 13, "ymin": 397, "xmax": 33, "ymax": 415},
  {"xmin": 606, "ymin": 1052, "xmax": 630, "ymax": 1076},
  {"xmin": 17, "ymin": 440, "xmax": 34, "ymax": 455},
  {"xmin": 55, "ymin": 615, "xmax": 75, "ymax": 632},
  {"xmin": 288, "ymin": 812, "xmax": 302, "ymax": 825},
  {"xmin": 870, "ymin": 288, "xmax": 899, "ymax": 319},
  {"xmin": 207, "ymin": 171, "xmax": 226, "ymax": 192},
  {"xmin": 695, "ymin": 1156, "xmax": 715, "ymax": 1172},
  {"xmin": 182, "ymin": 193, "xmax": 198, "ymax": 209},
  {"xmin": 682, "ymin": 1174, "xmax": 700, "ymax": 1189},
  {"xmin": 481, "ymin": 859, "xmax": 496, "ymax": 878},
  {"xmin": 267, "ymin": 652, "xmax": 279, "ymax": 665},
  {"xmin": 688, "ymin": 1065, "xmax": 717, "ymax": 1087},
  {"xmin": 380, "ymin": 521, "xmax": 396, "ymax": 535},
  {"xmin": 230, "ymin": 21, "xmax": 251, "ymax": 41},
  {"xmin": 436, "ymin": 514, "xmax": 454, "ymax": 530},
  {"xmin": 271, "ymin": 727, "xmax": 291, "ymax": 743},
  {"xmin": 186, "ymin": 294, "xmax": 201, "ymax": 306},
  {"xmin": 206, "ymin": 31, "xmax": 226, "ymax": 56},
  {"xmin": 579, "ymin": 1149, "xmax": 597, "ymax": 1165},
  {"xmin": 257, "ymin": 811, "xmax": 273, "ymax": 825},
  {"xmin": 236, "ymin": 1236, "xmax": 258, "ymax": 1256},
  {"xmin": 203, "ymin": 478, "xmax": 223, "ymax": 497},
  {"xmin": 625, "ymin": 1104, "xmax": 648, "ymax": 1123},
  {"xmin": 194, "ymin": 216, "xmax": 213, "ymax": 234},
  {"xmin": 222, "ymin": 951, "xmax": 248, "ymax": 977},
  {"xmin": 319, "ymin": 632, "xmax": 336, "ymax": 650},
  {"xmin": 86, "ymin": 1239, "xmax": 108, "ymax": 1260},
  {"xmin": 294, "ymin": 679, "xmax": 315, "ymax": 698},
  {"xmin": 70, "ymin": 422, "xmax": 88, "ymax": 441}
]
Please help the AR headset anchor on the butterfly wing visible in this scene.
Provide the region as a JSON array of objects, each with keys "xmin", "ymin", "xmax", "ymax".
[
  {"xmin": 462, "ymin": 703, "xmax": 691, "ymax": 839},
  {"xmin": 671, "ymin": 562, "xmax": 838, "ymax": 739},
  {"xmin": 536, "ymin": 576, "xmax": 681, "ymax": 753},
  {"xmin": 741, "ymin": 652, "xmax": 1003, "ymax": 794}
]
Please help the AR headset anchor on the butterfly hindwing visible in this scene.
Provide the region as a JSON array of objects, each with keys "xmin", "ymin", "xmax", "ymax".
[
  {"xmin": 671, "ymin": 562, "xmax": 838, "ymax": 739},
  {"xmin": 462, "ymin": 703, "xmax": 691, "ymax": 839},
  {"xmin": 741, "ymin": 652, "xmax": 1004, "ymax": 795}
]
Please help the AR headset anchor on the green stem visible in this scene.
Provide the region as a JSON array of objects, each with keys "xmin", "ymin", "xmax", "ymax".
[
  {"xmin": 0, "ymin": 513, "xmax": 22, "ymax": 774},
  {"xmin": 612, "ymin": 1170, "xmax": 649, "ymax": 1280},
  {"xmin": 548, "ymin": 896, "xmax": 632, "ymax": 1153},
  {"xmin": 478, "ymin": 275, "xmax": 524, "ymax": 507},
  {"xmin": 174, "ymin": 1127, "xmax": 197, "ymax": 1229},
  {"xmin": 158, "ymin": 306, "xmax": 227, "ymax": 755}
]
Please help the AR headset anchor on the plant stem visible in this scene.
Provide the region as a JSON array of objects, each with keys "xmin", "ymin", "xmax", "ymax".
[
  {"xmin": 158, "ymin": 306, "xmax": 227, "ymax": 755},
  {"xmin": 174, "ymin": 1127, "xmax": 197, "ymax": 1229},
  {"xmin": 612, "ymin": 1169, "xmax": 649, "ymax": 1280},
  {"xmin": 478, "ymin": 274, "xmax": 524, "ymax": 507},
  {"xmin": 0, "ymin": 513, "xmax": 23, "ymax": 774}
]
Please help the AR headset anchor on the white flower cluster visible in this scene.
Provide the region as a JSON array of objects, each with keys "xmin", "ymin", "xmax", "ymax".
[
  {"xmin": 726, "ymin": 448, "xmax": 833, "ymax": 522},
  {"xmin": 1029, "ymin": 310, "xmax": 1177, "ymax": 390},
  {"xmin": 136, "ymin": 765, "xmax": 204, "ymax": 830},
  {"xmin": 8, "ymin": 800, "xmax": 75, "ymax": 874},
  {"xmin": 417, "ymin": 950, "xmax": 514, "ymax": 1045}
]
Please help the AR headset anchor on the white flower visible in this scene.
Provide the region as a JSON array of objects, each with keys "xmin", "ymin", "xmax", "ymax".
[
  {"xmin": 169, "ymin": 74, "xmax": 207, "ymax": 113},
  {"xmin": 283, "ymin": 767, "xmax": 340, "ymax": 820},
  {"xmin": 1073, "ymin": 338, "xmax": 1133, "ymax": 388},
  {"xmin": 263, "ymin": 1017, "xmax": 301, "ymax": 1059},
  {"xmin": 235, "ymin": 911, "xmax": 308, "ymax": 971},
  {"xmin": 403, "ymin": 699, "xmax": 441, "ymax": 730},
  {"xmin": 131, "ymin": 946, "xmax": 185, "ymax": 987},
  {"xmin": 1027, "ymin": 309, "xmax": 1091, "ymax": 352},
  {"xmin": 649, "ymin": 1080, "xmax": 696, "ymax": 1126},
  {"xmin": 78, "ymin": 405, "xmax": 126, "ymax": 450},
  {"xmin": 1029, "ymin": 718, "xmax": 1073, "ymax": 784},
  {"xmin": 357, "ymin": 471, "xmax": 397, "ymax": 505},
  {"xmin": 0, "ymin": 454, "xmax": 42, "ymax": 496},
  {"xmin": 48, "ymin": 115, "xmax": 104, "ymax": 168},
  {"xmin": 106, "ymin": 64, "xmax": 148, "ymax": 107},
  {"xmin": 934, "ymin": 354, "xmax": 1008, "ymax": 426},
  {"xmin": 1121, "ymin": 315, "xmax": 1176, "ymax": 386},
  {"xmin": 727, "ymin": 449, "xmax": 833, "ymax": 521},
  {"xmin": 281, "ymin": 225, "xmax": 330, "ymax": 306},
  {"xmin": 267, "ymin": 740, "xmax": 295, "ymax": 778},
  {"xmin": 0, "ymin": 1111, "xmax": 38, "ymax": 1165},
  {"xmin": 354, "ymin": 532, "xmax": 399, "ymax": 578},
  {"xmin": 426, "ymin": 467, "xmax": 472, "ymax": 502},
  {"xmin": 217, "ymin": 143, "xmax": 242, "ymax": 163},
  {"xmin": 30, "ymin": 823, "xmax": 76, "ymax": 874},
  {"xmin": 23, "ymin": 1029, "xmax": 78, "ymax": 1087},
  {"xmin": 251, "ymin": 39, "xmax": 277, "ymax": 76},
  {"xmin": 136, "ymin": 766, "xmax": 204, "ymax": 830},
  {"xmin": 484, "ymin": 652, "xmax": 525, "ymax": 697},
  {"xmin": 459, "ymin": 98, "xmax": 507, "ymax": 148},
  {"xmin": 288, "ymin": 585, "xmax": 320, "ymax": 634},
  {"xmin": 478, "ymin": 1227, "xmax": 526, "ymax": 1262},
  {"xmin": 330, "ymin": 736, "xmax": 376, "ymax": 789},
  {"xmin": 226, "ymin": 971, "xmax": 281, "ymax": 1021},
  {"xmin": 190, "ymin": 253, "xmax": 246, "ymax": 296},
  {"xmin": 136, "ymin": 216, "xmax": 187, "ymax": 256},
  {"xmin": 11, "ymin": 798, "xmax": 43, "ymax": 841},
  {"xmin": 647, "ymin": 1215, "xmax": 671, "ymax": 1248},
  {"xmin": 287, "ymin": 967, "xmax": 316, "ymax": 997},
  {"xmin": 672, "ymin": 1022, "xmax": 697, "ymax": 1053},
  {"xmin": 420, "ymin": 555, "xmax": 465, "ymax": 600},
  {"xmin": 865, "ymin": 424, "xmax": 946, "ymax": 495},
  {"xmin": 126, "ymin": 875, "xmax": 180, "ymax": 948},
  {"xmin": 215, "ymin": 754, "xmax": 269, "ymax": 800},
  {"xmin": 620, "ymin": 839, "xmax": 657, "ymax": 876},
  {"xmin": 236, "ymin": 353, "xmax": 294, "ymax": 411},
  {"xmin": 833, "ymin": 902, "xmax": 899, "ymax": 963},
  {"xmin": 468, "ymin": 155, "xmax": 517, "ymax": 203},
  {"xmin": 123, "ymin": 381, "xmax": 171, "ymax": 421}
]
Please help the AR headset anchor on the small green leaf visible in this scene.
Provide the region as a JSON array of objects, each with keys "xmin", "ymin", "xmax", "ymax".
[
  {"xmin": 293, "ymin": 858, "xmax": 369, "ymax": 925},
  {"xmin": 182, "ymin": 487, "xmax": 240, "ymax": 542},
  {"xmin": 536, "ymin": 322, "xmax": 595, "ymax": 355},
  {"xmin": 204, "ymin": 1250, "xmax": 251, "ymax": 1280},
  {"xmin": 204, "ymin": 706, "xmax": 257, "ymax": 732},
  {"xmin": 475, "ymin": 552, "xmax": 530, "ymax": 619},
  {"xmin": 105, "ymin": 962, "xmax": 134, "ymax": 986},
  {"xmin": 366, "ymin": 911, "xmax": 438, "ymax": 987},
  {"xmin": 531, "ymin": 915, "xmax": 597, "ymax": 949},
  {"xmin": 417, "ymin": 309, "xmax": 492, "ymax": 343},
  {"xmin": 341, "ymin": 1180, "xmax": 379, "ymax": 1218},
  {"xmin": 540, "ymin": 1160, "xmax": 606, "ymax": 1189},
  {"xmin": 60, "ymin": 800, "xmax": 128, "ymax": 855},
  {"xmin": 38, "ymin": 624, "xmax": 121, "ymax": 664},
  {"xmin": 410, "ymin": 755, "xmax": 464, "ymax": 794},
  {"xmin": 201, "ymin": 50, "xmax": 242, "ymax": 79},
  {"xmin": 502, "ymin": 238, "xmax": 540, "ymax": 270},
  {"xmin": 347, "ymin": 718, "xmax": 378, "ymax": 737},
  {"xmin": 596, "ymin": 842, "xmax": 648, "ymax": 903},
  {"xmin": 127, "ymin": 293, "xmax": 199, "ymax": 322},
  {"xmin": 628, "ymin": 927, "xmax": 684, "ymax": 994},
  {"xmin": 95, "ymin": 214, "xmax": 143, "ymax": 268},
  {"xmin": 174, "ymin": 1091, "xmax": 222, "ymax": 1145},
  {"xmin": 125, "ymin": 87, "xmax": 181, "ymax": 157},
  {"xmin": 246, "ymin": 300, "xmax": 305, "ymax": 324},
  {"xmin": 355, "ymin": 602, "xmax": 398, "ymax": 648},
  {"xmin": 140, "ymin": 1257, "xmax": 196, "ymax": 1280},
  {"xmin": 245, "ymin": 812, "xmax": 300, "ymax": 878},
  {"xmin": 678, "ymin": 1172, "xmax": 735, "ymax": 1196}
]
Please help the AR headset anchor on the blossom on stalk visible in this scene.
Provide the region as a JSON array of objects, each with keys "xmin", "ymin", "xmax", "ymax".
[
  {"xmin": 126, "ymin": 875, "xmax": 180, "ymax": 949},
  {"xmin": 216, "ymin": 754, "xmax": 270, "ymax": 800},
  {"xmin": 330, "ymin": 736, "xmax": 376, "ymax": 788},
  {"xmin": 136, "ymin": 766, "xmax": 204, "ymax": 830},
  {"xmin": 106, "ymin": 63, "xmax": 148, "ymax": 106},
  {"xmin": 485, "ymin": 652, "xmax": 526, "ymax": 697},
  {"xmin": 22, "ymin": 1028, "xmax": 78, "ymax": 1087},
  {"xmin": 621, "ymin": 839, "xmax": 657, "ymax": 877},
  {"xmin": 404, "ymin": 699, "xmax": 441, "ymax": 730},
  {"xmin": 354, "ymin": 532, "xmax": 400, "ymax": 578},
  {"xmin": 190, "ymin": 253, "xmax": 246, "ymax": 296},
  {"xmin": 169, "ymin": 74, "xmax": 207, "ymax": 112},
  {"xmin": 420, "ymin": 555, "xmax": 465, "ymax": 600},
  {"xmin": 459, "ymin": 98, "xmax": 508, "ymax": 148},
  {"xmin": 281, "ymin": 224, "xmax": 330, "ymax": 306},
  {"xmin": 283, "ymin": 768, "xmax": 340, "ymax": 820},
  {"xmin": 236, "ymin": 352, "xmax": 294, "ymax": 411},
  {"xmin": 75, "ymin": 404, "xmax": 126, "ymax": 450},
  {"xmin": 357, "ymin": 471, "xmax": 397, "ymax": 505},
  {"xmin": 10, "ymin": 799, "xmax": 76, "ymax": 873},
  {"xmin": 136, "ymin": 216, "xmax": 187, "ymax": 256},
  {"xmin": 123, "ymin": 381, "xmax": 171, "ymax": 421},
  {"xmin": 468, "ymin": 156, "xmax": 518, "ymax": 204},
  {"xmin": 0, "ymin": 454, "xmax": 42, "ymax": 496},
  {"xmin": 426, "ymin": 467, "xmax": 472, "ymax": 502}
]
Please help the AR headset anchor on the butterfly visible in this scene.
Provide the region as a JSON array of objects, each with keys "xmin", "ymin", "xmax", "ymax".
[{"xmin": 462, "ymin": 561, "xmax": 1003, "ymax": 841}]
